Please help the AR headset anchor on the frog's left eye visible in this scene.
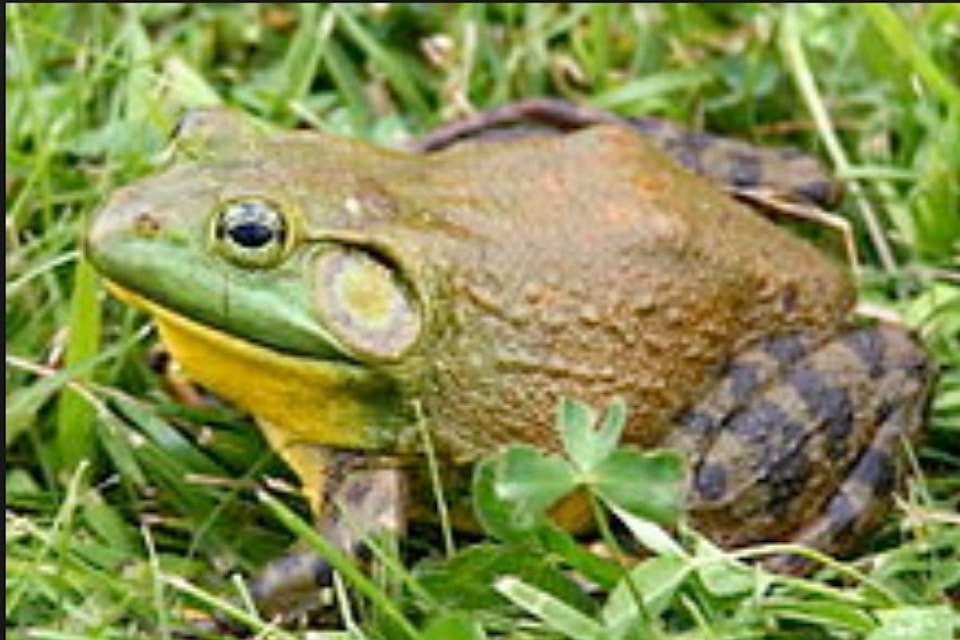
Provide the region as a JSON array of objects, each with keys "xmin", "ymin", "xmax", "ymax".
[{"xmin": 213, "ymin": 199, "xmax": 289, "ymax": 268}]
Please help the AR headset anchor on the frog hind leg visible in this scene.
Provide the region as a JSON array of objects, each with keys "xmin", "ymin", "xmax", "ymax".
[
  {"xmin": 249, "ymin": 424, "xmax": 407, "ymax": 622},
  {"xmin": 764, "ymin": 397, "xmax": 925, "ymax": 574},
  {"xmin": 666, "ymin": 324, "xmax": 934, "ymax": 573},
  {"xmin": 407, "ymin": 98, "xmax": 840, "ymax": 209}
]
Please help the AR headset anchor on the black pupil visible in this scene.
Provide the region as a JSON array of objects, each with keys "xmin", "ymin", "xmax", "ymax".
[
  {"xmin": 229, "ymin": 221, "xmax": 274, "ymax": 248},
  {"xmin": 221, "ymin": 202, "xmax": 283, "ymax": 248}
]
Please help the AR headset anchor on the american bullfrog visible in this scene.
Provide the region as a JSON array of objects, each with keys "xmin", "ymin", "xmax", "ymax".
[{"xmin": 84, "ymin": 100, "xmax": 933, "ymax": 616}]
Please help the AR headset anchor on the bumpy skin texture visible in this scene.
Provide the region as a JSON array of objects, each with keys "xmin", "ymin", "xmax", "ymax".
[
  {"xmin": 86, "ymin": 103, "xmax": 933, "ymax": 596},
  {"xmin": 395, "ymin": 124, "xmax": 858, "ymax": 460}
]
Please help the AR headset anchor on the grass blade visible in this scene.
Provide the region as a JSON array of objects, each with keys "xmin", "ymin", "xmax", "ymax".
[{"xmin": 56, "ymin": 259, "xmax": 102, "ymax": 473}]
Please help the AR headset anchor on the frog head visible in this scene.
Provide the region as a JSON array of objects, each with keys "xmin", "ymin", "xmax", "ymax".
[{"xmin": 86, "ymin": 110, "xmax": 429, "ymax": 449}]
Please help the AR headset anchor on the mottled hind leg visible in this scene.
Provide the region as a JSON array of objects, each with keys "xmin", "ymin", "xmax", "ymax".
[
  {"xmin": 408, "ymin": 98, "xmax": 840, "ymax": 209},
  {"xmin": 764, "ymin": 399, "xmax": 924, "ymax": 574},
  {"xmin": 668, "ymin": 323, "xmax": 933, "ymax": 572}
]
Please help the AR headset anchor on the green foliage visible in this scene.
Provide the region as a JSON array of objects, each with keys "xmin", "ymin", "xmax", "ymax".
[
  {"xmin": 473, "ymin": 397, "xmax": 683, "ymax": 540},
  {"xmin": 261, "ymin": 398, "xmax": 957, "ymax": 639},
  {"xmin": 6, "ymin": 3, "xmax": 959, "ymax": 639}
]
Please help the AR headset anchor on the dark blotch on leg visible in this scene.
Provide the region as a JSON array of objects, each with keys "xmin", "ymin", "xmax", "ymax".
[
  {"xmin": 342, "ymin": 478, "xmax": 373, "ymax": 505},
  {"xmin": 627, "ymin": 116, "xmax": 668, "ymax": 134},
  {"xmin": 313, "ymin": 557, "xmax": 333, "ymax": 587},
  {"xmin": 767, "ymin": 450, "xmax": 811, "ymax": 517},
  {"xmin": 728, "ymin": 400, "xmax": 791, "ymax": 440},
  {"xmin": 763, "ymin": 333, "xmax": 807, "ymax": 366},
  {"xmin": 844, "ymin": 328, "xmax": 886, "ymax": 378},
  {"xmin": 825, "ymin": 410, "xmax": 854, "ymax": 459},
  {"xmin": 794, "ymin": 180, "xmax": 837, "ymax": 208},
  {"xmin": 821, "ymin": 492, "xmax": 860, "ymax": 541},
  {"xmin": 695, "ymin": 461, "xmax": 728, "ymax": 502},
  {"xmin": 685, "ymin": 132, "xmax": 717, "ymax": 150},
  {"xmin": 728, "ymin": 401, "xmax": 807, "ymax": 472},
  {"xmin": 658, "ymin": 132, "xmax": 717, "ymax": 176},
  {"xmin": 722, "ymin": 360, "xmax": 761, "ymax": 402},
  {"xmin": 904, "ymin": 351, "xmax": 934, "ymax": 381},
  {"xmin": 876, "ymin": 398, "xmax": 896, "ymax": 424},
  {"xmin": 765, "ymin": 553, "xmax": 814, "ymax": 576},
  {"xmin": 825, "ymin": 492, "xmax": 857, "ymax": 524},
  {"xmin": 677, "ymin": 408, "xmax": 719, "ymax": 436},
  {"xmin": 664, "ymin": 142, "xmax": 705, "ymax": 174},
  {"xmin": 786, "ymin": 366, "xmax": 854, "ymax": 456},
  {"xmin": 786, "ymin": 366, "xmax": 828, "ymax": 410},
  {"xmin": 727, "ymin": 152, "xmax": 763, "ymax": 188},
  {"xmin": 853, "ymin": 447, "xmax": 896, "ymax": 496},
  {"xmin": 777, "ymin": 147, "xmax": 805, "ymax": 161}
]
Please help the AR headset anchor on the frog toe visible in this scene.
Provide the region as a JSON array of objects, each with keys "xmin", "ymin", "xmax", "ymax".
[
  {"xmin": 251, "ymin": 456, "xmax": 407, "ymax": 623},
  {"xmin": 250, "ymin": 549, "xmax": 334, "ymax": 624}
]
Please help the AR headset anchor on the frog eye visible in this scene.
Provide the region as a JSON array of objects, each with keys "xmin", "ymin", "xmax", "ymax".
[
  {"xmin": 313, "ymin": 246, "xmax": 421, "ymax": 360},
  {"xmin": 213, "ymin": 199, "xmax": 289, "ymax": 268}
]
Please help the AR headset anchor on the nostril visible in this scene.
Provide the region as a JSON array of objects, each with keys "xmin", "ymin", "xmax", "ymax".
[{"xmin": 133, "ymin": 211, "xmax": 162, "ymax": 237}]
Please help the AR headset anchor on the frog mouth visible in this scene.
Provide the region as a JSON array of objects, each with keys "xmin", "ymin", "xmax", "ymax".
[
  {"xmin": 100, "ymin": 278, "xmax": 361, "ymax": 370},
  {"xmin": 100, "ymin": 278, "xmax": 290, "ymax": 361}
]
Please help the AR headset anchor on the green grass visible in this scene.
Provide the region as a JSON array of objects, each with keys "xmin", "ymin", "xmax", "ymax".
[{"xmin": 5, "ymin": 4, "xmax": 959, "ymax": 639}]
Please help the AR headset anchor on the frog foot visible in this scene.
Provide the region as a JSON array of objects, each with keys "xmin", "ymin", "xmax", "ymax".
[
  {"xmin": 250, "ymin": 455, "xmax": 407, "ymax": 625},
  {"xmin": 666, "ymin": 323, "xmax": 934, "ymax": 573}
]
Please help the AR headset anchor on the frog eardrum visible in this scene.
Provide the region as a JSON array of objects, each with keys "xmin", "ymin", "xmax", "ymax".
[{"xmin": 313, "ymin": 245, "xmax": 421, "ymax": 360}]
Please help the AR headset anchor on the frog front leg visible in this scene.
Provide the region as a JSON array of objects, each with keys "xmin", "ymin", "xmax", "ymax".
[
  {"xmin": 250, "ymin": 425, "xmax": 407, "ymax": 622},
  {"xmin": 665, "ymin": 324, "xmax": 934, "ymax": 572}
]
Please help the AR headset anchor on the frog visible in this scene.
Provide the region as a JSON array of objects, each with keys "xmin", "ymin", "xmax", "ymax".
[{"xmin": 84, "ymin": 99, "xmax": 933, "ymax": 620}]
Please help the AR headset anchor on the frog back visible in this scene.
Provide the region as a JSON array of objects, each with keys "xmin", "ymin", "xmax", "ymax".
[{"xmin": 380, "ymin": 125, "xmax": 855, "ymax": 459}]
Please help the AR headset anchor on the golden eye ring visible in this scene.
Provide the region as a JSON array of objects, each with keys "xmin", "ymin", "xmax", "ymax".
[{"xmin": 212, "ymin": 198, "xmax": 289, "ymax": 268}]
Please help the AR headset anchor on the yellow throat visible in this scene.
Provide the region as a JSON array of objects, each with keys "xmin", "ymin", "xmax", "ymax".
[{"xmin": 104, "ymin": 281, "xmax": 376, "ymax": 451}]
